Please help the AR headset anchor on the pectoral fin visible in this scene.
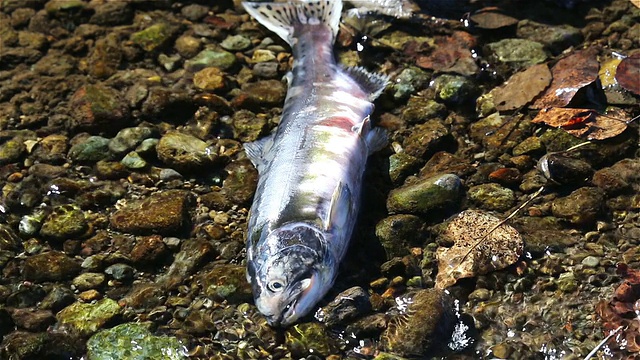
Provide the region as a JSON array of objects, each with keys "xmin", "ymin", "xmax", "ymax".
[
  {"xmin": 244, "ymin": 134, "xmax": 274, "ymax": 174},
  {"xmin": 324, "ymin": 182, "xmax": 352, "ymax": 231}
]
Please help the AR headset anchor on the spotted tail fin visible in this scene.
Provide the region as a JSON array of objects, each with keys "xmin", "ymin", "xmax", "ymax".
[{"xmin": 242, "ymin": 0, "xmax": 343, "ymax": 46}]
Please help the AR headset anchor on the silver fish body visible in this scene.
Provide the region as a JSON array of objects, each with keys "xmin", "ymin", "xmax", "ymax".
[{"xmin": 242, "ymin": 0, "xmax": 388, "ymax": 326}]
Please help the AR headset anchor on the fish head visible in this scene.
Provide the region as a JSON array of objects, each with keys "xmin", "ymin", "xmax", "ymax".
[{"xmin": 247, "ymin": 222, "xmax": 336, "ymax": 327}]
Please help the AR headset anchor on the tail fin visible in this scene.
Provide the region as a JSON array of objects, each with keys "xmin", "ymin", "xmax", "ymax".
[{"xmin": 243, "ymin": 0, "xmax": 342, "ymax": 46}]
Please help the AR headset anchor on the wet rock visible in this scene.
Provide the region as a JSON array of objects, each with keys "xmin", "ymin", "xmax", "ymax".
[
  {"xmin": 376, "ymin": 215, "xmax": 426, "ymax": 258},
  {"xmin": 240, "ymin": 79, "xmax": 287, "ymax": 107},
  {"xmin": 392, "ymin": 66, "xmax": 431, "ymax": 100},
  {"xmin": 512, "ymin": 136, "xmax": 544, "ymax": 156},
  {"xmin": 84, "ymin": 34, "xmax": 122, "ymax": 79},
  {"xmin": 400, "ymin": 97, "xmax": 447, "ymax": 124},
  {"xmin": 39, "ymin": 204, "xmax": 88, "ymax": 240},
  {"xmin": 130, "ymin": 22, "xmax": 180, "ymax": 52},
  {"xmin": 184, "ymin": 49, "xmax": 236, "ymax": 71},
  {"xmin": 417, "ymin": 151, "xmax": 475, "ymax": 179},
  {"xmin": 252, "ymin": 62, "xmax": 279, "ymax": 78},
  {"xmin": 156, "ymin": 239, "xmax": 215, "ymax": 289},
  {"xmin": 556, "ymin": 272, "xmax": 578, "ymax": 292},
  {"xmin": 232, "ymin": 110, "xmax": 267, "ymax": 143},
  {"xmin": 321, "ymin": 287, "xmax": 371, "ymax": 327},
  {"xmin": 402, "ymin": 119, "xmax": 452, "ymax": 159},
  {"xmin": 44, "ymin": 0, "xmax": 85, "ymax": 16},
  {"xmin": 0, "ymin": 137, "xmax": 26, "ymax": 165},
  {"xmin": 517, "ymin": 20, "xmax": 583, "ymax": 55},
  {"xmin": 520, "ymin": 169, "xmax": 548, "ymax": 192},
  {"xmin": 551, "ymin": 187, "xmax": 605, "ymax": 225},
  {"xmin": 104, "ymin": 263, "xmax": 134, "ymax": 281},
  {"xmin": 193, "ymin": 67, "xmax": 226, "ymax": 91},
  {"xmin": 68, "ymin": 136, "xmax": 111, "ymax": 162},
  {"xmin": 488, "ymin": 168, "xmax": 522, "ymax": 187},
  {"xmin": 387, "ymin": 174, "xmax": 462, "ymax": 215},
  {"xmin": 199, "ymin": 264, "xmax": 252, "ymax": 303},
  {"xmin": 537, "ymin": 153, "xmax": 593, "ymax": 185},
  {"xmin": 31, "ymin": 134, "xmax": 68, "ymax": 163},
  {"xmin": 0, "ymin": 331, "xmax": 47, "ymax": 359},
  {"xmin": 89, "ymin": 1, "xmax": 133, "ymax": 26},
  {"xmin": 220, "ymin": 34, "xmax": 251, "ymax": 51},
  {"xmin": 388, "ymin": 152, "xmax": 423, "ymax": 185},
  {"xmin": 222, "ymin": 159, "xmax": 259, "ymax": 205},
  {"xmin": 468, "ymin": 183, "xmax": 516, "ymax": 212},
  {"xmin": 55, "ymin": 298, "xmax": 122, "ymax": 337},
  {"xmin": 108, "ymin": 126, "xmax": 156, "ymax": 156},
  {"xmin": 39, "ymin": 286, "xmax": 75, "ymax": 312},
  {"xmin": 181, "ymin": 4, "xmax": 209, "ymax": 21},
  {"xmin": 69, "ymin": 85, "xmax": 131, "ymax": 133},
  {"xmin": 381, "ymin": 289, "xmax": 452, "ymax": 357},
  {"xmin": 71, "ymin": 272, "xmax": 105, "ymax": 291},
  {"xmin": 592, "ymin": 158, "xmax": 640, "ymax": 194},
  {"xmin": 156, "ymin": 131, "xmax": 217, "ymax": 172},
  {"xmin": 130, "ymin": 235, "xmax": 167, "ymax": 265},
  {"xmin": 431, "ymin": 74, "xmax": 478, "ymax": 105},
  {"xmin": 174, "ymin": 35, "xmax": 201, "ymax": 59},
  {"xmin": 140, "ymin": 87, "xmax": 195, "ymax": 122},
  {"xmin": 86, "ymin": 322, "xmax": 187, "ymax": 360},
  {"xmin": 285, "ymin": 322, "xmax": 339, "ymax": 358},
  {"xmin": 95, "ymin": 160, "xmax": 129, "ymax": 180},
  {"xmin": 120, "ymin": 151, "xmax": 147, "ymax": 169},
  {"xmin": 11, "ymin": 8, "xmax": 36, "ymax": 27},
  {"xmin": 0, "ymin": 224, "xmax": 22, "ymax": 251},
  {"xmin": 8, "ymin": 308, "xmax": 55, "ymax": 331},
  {"xmin": 373, "ymin": 352, "xmax": 409, "ymax": 360},
  {"xmin": 23, "ymin": 251, "xmax": 81, "ymax": 282},
  {"xmin": 110, "ymin": 190, "xmax": 191, "ymax": 235},
  {"xmin": 486, "ymin": 39, "xmax": 548, "ymax": 67}
]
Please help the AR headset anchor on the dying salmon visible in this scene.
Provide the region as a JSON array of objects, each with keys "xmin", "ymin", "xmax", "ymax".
[{"xmin": 243, "ymin": 0, "xmax": 388, "ymax": 327}]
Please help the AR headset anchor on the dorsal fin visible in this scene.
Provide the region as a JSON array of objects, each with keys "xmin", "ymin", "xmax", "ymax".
[
  {"xmin": 344, "ymin": 66, "xmax": 390, "ymax": 101},
  {"xmin": 243, "ymin": 0, "xmax": 343, "ymax": 46}
]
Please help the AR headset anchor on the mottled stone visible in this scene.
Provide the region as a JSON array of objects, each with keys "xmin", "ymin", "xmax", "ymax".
[
  {"xmin": 68, "ymin": 136, "xmax": 111, "ymax": 162},
  {"xmin": 110, "ymin": 190, "xmax": 191, "ymax": 235},
  {"xmin": 487, "ymin": 39, "xmax": 548, "ymax": 67},
  {"xmin": 199, "ymin": 264, "xmax": 252, "ymax": 303},
  {"xmin": 8, "ymin": 308, "xmax": 55, "ymax": 331},
  {"xmin": 69, "ymin": 85, "xmax": 131, "ymax": 133},
  {"xmin": 552, "ymin": 187, "xmax": 605, "ymax": 225},
  {"xmin": 130, "ymin": 235, "xmax": 167, "ymax": 264},
  {"xmin": 517, "ymin": 19, "xmax": 583, "ymax": 54},
  {"xmin": 431, "ymin": 74, "xmax": 478, "ymax": 105},
  {"xmin": 0, "ymin": 138, "xmax": 26, "ymax": 165},
  {"xmin": 86, "ymin": 323, "xmax": 187, "ymax": 360},
  {"xmin": 220, "ymin": 34, "xmax": 251, "ymax": 51},
  {"xmin": 23, "ymin": 251, "xmax": 81, "ymax": 282},
  {"xmin": 39, "ymin": 204, "xmax": 88, "ymax": 240},
  {"xmin": 321, "ymin": 287, "xmax": 371, "ymax": 327},
  {"xmin": 108, "ymin": 126, "xmax": 156, "ymax": 155},
  {"xmin": 55, "ymin": 298, "xmax": 122, "ymax": 337},
  {"xmin": 240, "ymin": 79, "xmax": 287, "ymax": 107},
  {"xmin": 387, "ymin": 174, "xmax": 462, "ymax": 215},
  {"xmin": 376, "ymin": 215, "xmax": 426, "ymax": 258},
  {"xmin": 388, "ymin": 152, "xmax": 423, "ymax": 185},
  {"xmin": 467, "ymin": 183, "xmax": 516, "ymax": 212},
  {"xmin": 285, "ymin": 322, "xmax": 338, "ymax": 358},
  {"xmin": 402, "ymin": 119, "xmax": 452, "ymax": 159},
  {"xmin": 104, "ymin": 263, "xmax": 134, "ymax": 281},
  {"xmin": 156, "ymin": 131, "xmax": 217, "ymax": 172},
  {"xmin": 221, "ymin": 159, "xmax": 259, "ymax": 205},
  {"xmin": 174, "ymin": 35, "xmax": 201, "ymax": 59},
  {"xmin": 71, "ymin": 272, "xmax": 105, "ymax": 291},
  {"xmin": 130, "ymin": 22, "xmax": 180, "ymax": 52},
  {"xmin": 401, "ymin": 97, "xmax": 447, "ymax": 124},
  {"xmin": 184, "ymin": 49, "xmax": 236, "ymax": 71}
]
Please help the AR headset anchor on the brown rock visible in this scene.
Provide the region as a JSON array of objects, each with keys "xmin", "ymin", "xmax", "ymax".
[
  {"xmin": 23, "ymin": 251, "xmax": 81, "ymax": 282},
  {"xmin": 130, "ymin": 235, "xmax": 167, "ymax": 264},
  {"xmin": 110, "ymin": 190, "xmax": 191, "ymax": 235}
]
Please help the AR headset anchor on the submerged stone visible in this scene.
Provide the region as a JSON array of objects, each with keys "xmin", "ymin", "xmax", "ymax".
[
  {"xmin": 467, "ymin": 183, "xmax": 516, "ymax": 212},
  {"xmin": 199, "ymin": 264, "xmax": 252, "ymax": 303},
  {"xmin": 551, "ymin": 187, "xmax": 605, "ymax": 225},
  {"xmin": 486, "ymin": 39, "xmax": 547, "ymax": 67},
  {"xmin": 130, "ymin": 22, "xmax": 179, "ymax": 52},
  {"xmin": 376, "ymin": 214, "xmax": 426, "ymax": 258},
  {"xmin": 23, "ymin": 251, "xmax": 81, "ymax": 282},
  {"xmin": 68, "ymin": 136, "xmax": 111, "ymax": 162},
  {"xmin": 387, "ymin": 174, "xmax": 462, "ymax": 215},
  {"xmin": 39, "ymin": 204, "xmax": 88, "ymax": 240},
  {"xmin": 86, "ymin": 322, "xmax": 187, "ymax": 360},
  {"xmin": 185, "ymin": 49, "xmax": 236, "ymax": 71},
  {"xmin": 156, "ymin": 131, "xmax": 217, "ymax": 172},
  {"xmin": 285, "ymin": 322, "xmax": 339, "ymax": 358},
  {"xmin": 56, "ymin": 298, "xmax": 122, "ymax": 337},
  {"xmin": 110, "ymin": 190, "xmax": 191, "ymax": 235}
]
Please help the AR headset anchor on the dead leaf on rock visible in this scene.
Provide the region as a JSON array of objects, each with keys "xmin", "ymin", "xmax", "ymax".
[
  {"xmin": 470, "ymin": 8, "xmax": 519, "ymax": 29},
  {"xmin": 632, "ymin": 0, "xmax": 640, "ymax": 8},
  {"xmin": 531, "ymin": 47, "xmax": 600, "ymax": 109},
  {"xmin": 435, "ymin": 210, "xmax": 523, "ymax": 289},
  {"xmin": 531, "ymin": 107, "xmax": 630, "ymax": 140},
  {"xmin": 615, "ymin": 52, "xmax": 640, "ymax": 95},
  {"xmin": 492, "ymin": 63, "xmax": 552, "ymax": 111},
  {"xmin": 415, "ymin": 31, "xmax": 479, "ymax": 76}
]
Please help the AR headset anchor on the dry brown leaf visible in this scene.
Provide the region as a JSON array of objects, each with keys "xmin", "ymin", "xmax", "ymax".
[
  {"xmin": 615, "ymin": 53, "xmax": 640, "ymax": 95},
  {"xmin": 632, "ymin": 0, "xmax": 640, "ymax": 8},
  {"xmin": 435, "ymin": 210, "xmax": 523, "ymax": 289},
  {"xmin": 531, "ymin": 107, "xmax": 629, "ymax": 140},
  {"xmin": 531, "ymin": 47, "xmax": 600, "ymax": 109},
  {"xmin": 470, "ymin": 9, "xmax": 519, "ymax": 29},
  {"xmin": 492, "ymin": 63, "xmax": 552, "ymax": 111}
]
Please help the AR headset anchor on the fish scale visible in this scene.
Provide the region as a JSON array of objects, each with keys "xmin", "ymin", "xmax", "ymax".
[{"xmin": 242, "ymin": 0, "xmax": 389, "ymax": 326}]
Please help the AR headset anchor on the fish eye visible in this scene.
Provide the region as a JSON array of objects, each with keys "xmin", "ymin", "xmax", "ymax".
[{"xmin": 267, "ymin": 280, "xmax": 285, "ymax": 292}]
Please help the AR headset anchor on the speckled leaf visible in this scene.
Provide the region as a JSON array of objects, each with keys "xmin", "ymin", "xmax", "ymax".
[
  {"xmin": 615, "ymin": 53, "xmax": 640, "ymax": 95},
  {"xmin": 531, "ymin": 47, "xmax": 600, "ymax": 109},
  {"xmin": 435, "ymin": 210, "xmax": 522, "ymax": 289},
  {"xmin": 531, "ymin": 107, "xmax": 629, "ymax": 140},
  {"xmin": 492, "ymin": 63, "xmax": 552, "ymax": 111},
  {"xmin": 470, "ymin": 9, "xmax": 519, "ymax": 29},
  {"xmin": 415, "ymin": 31, "xmax": 479, "ymax": 76}
]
